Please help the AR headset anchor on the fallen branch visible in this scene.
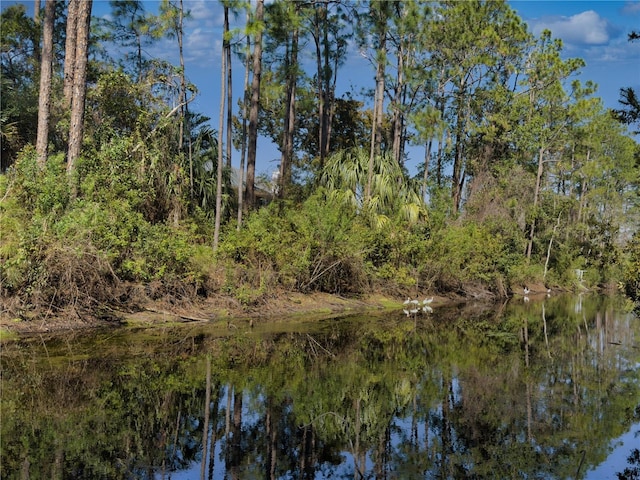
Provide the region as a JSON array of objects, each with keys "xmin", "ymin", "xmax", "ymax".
[{"xmin": 143, "ymin": 306, "xmax": 212, "ymax": 323}]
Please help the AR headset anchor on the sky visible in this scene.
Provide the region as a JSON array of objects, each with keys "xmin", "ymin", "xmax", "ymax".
[{"xmin": 5, "ymin": 0, "xmax": 640, "ymax": 176}]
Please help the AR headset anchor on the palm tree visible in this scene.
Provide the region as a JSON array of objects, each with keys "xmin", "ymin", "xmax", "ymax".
[{"xmin": 321, "ymin": 147, "xmax": 425, "ymax": 229}]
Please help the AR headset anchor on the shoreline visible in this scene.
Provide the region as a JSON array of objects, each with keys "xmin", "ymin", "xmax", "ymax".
[{"xmin": 0, "ymin": 290, "xmax": 468, "ymax": 338}]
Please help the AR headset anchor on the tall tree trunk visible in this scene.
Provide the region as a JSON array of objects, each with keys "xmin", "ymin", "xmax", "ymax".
[
  {"xmin": 421, "ymin": 138, "xmax": 432, "ymax": 199},
  {"xmin": 237, "ymin": 12, "xmax": 251, "ymax": 230},
  {"xmin": 451, "ymin": 97, "xmax": 466, "ymax": 214},
  {"xmin": 392, "ymin": 44, "xmax": 404, "ymax": 166},
  {"xmin": 280, "ymin": 20, "xmax": 298, "ymax": 199},
  {"xmin": 35, "ymin": 0, "xmax": 55, "ymax": 168},
  {"xmin": 200, "ymin": 357, "xmax": 211, "ymax": 480},
  {"xmin": 33, "ymin": 0, "xmax": 42, "ymax": 63},
  {"xmin": 226, "ymin": 10, "xmax": 233, "ymax": 170},
  {"xmin": 177, "ymin": 0, "xmax": 194, "ymax": 198},
  {"xmin": 214, "ymin": 6, "xmax": 228, "ymax": 250},
  {"xmin": 314, "ymin": 3, "xmax": 326, "ymax": 170},
  {"xmin": 34, "ymin": 0, "xmax": 41, "ymax": 23},
  {"xmin": 265, "ymin": 397, "xmax": 278, "ymax": 479},
  {"xmin": 67, "ymin": 0, "xmax": 92, "ymax": 196},
  {"xmin": 526, "ymin": 146, "xmax": 545, "ymax": 259},
  {"xmin": 63, "ymin": 0, "xmax": 79, "ymax": 108},
  {"xmin": 245, "ymin": 0, "xmax": 264, "ymax": 209},
  {"xmin": 321, "ymin": 2, "xmax": 332, "ymax": 163},
  {"xmin": 366, "ymin": 17, "xmax": 386, "ymax": 201},
  {"xmin": 178, "ymin": 0, "xmax": 186, "ymax": 152}
]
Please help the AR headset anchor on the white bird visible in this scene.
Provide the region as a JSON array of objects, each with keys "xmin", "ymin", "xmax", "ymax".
[
  {"xmin": 523, "ymin": 287, "xmax": 530, "ymax": 295},
  {"xmin": 403, "ymin": 308, "xmax": 411, "ymax": 317},
  {"xmin": 423, "ymin": 297, "xmax": 433, "ymax": 305},
  {"xmin": 423, "ymin": 305, "xmax": 433, "ymax": 313},
  {"xmin": 404, "ymin": 297, "xmax": 411, "ymax": 305}
]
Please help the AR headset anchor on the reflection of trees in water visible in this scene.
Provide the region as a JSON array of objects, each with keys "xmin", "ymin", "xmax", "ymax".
[{"xmin": 2, "ymin": 294, "xmax": 639, "ymax": 478}]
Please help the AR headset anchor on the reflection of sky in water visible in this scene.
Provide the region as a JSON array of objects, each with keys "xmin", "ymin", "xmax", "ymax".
[
  {"xmin": 4, "ymin": 294, "xmax": 638, "ymax": 479},
  {"xmin": 167, "ymin": 420, "xmax": 640, "ymax": 479},
  {"xmin": 585, "ymin": 422, "xmax": 640, "ymax": 480}
]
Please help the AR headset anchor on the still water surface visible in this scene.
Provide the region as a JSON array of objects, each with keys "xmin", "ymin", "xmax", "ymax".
[{"xmin": 1, "ymin": 294, "xmax": 639, "ymax": 479}]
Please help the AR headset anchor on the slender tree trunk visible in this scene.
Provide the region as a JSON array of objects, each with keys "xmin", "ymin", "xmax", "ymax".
[
  {"xmin": 35, "ymin": 0, "xmax": 55, "ymax": 168},
  {"xmin": 200, "ymin": 357, "xmax": 211, "ymax": 480},
  {"xmin": 451, "ymin": 97, "xmax": 466, "ymax": 213},
  {"xmin": 237, "ymin": 13, "xmax": 251, "ymax": 230},
  {"xmin": 63, "ymin": 0, "xmax": 79, "ymax": 108},
  {"xmin": 265, "ymin": 398, "xmax": 278, "ymax": 479},
  {"xmin": 33, "ymin": 0, "xmax": 42, "ymax": 63},
  {"xmin": 34, "ymin": 0, "xmax": 41, "ymax": 23},
  {"xmin": 314, "ymin": 5, "xmax": 326, "ymax": 170},
  {"xmin": 321, "ymin": 3, "xmax": 332, "ymax": 162},
  {"xmin": 421, "ymin": 138, "xmax": 432, "ymax": 199},
  {"xmin": 366, "ymin": 28, "xmax": 386, "ymax": 201},
  {"xmin": 526, "ymin": 146, "xmax": 545, "ymax": 259},
  {"xmin": 392, "ymin": 44, "xmax": 404, "ymax": 166},
  {"xmin": 353, "ymin": 397, "xmax": 362, "ymax": 480},
  {"xmin": 226, "ymin": 10, "xmax": 233, "ymax": 170},
  {"xmin": 178, "ymin": 0, "xmax": 186, "ymax": 152},
  {"xmin": 245, "ymin": 0, "xmax": 264, "ymax": 209},
  {"xmin": 214, "ymin": 6, "xmax": 228, "ymax": 250},
  {"xmin": 543, "ymin": 213, "xmax": 561, "ymax": 280},
  {"xmin": 208, "ymin": 385, "xmax": 220, "ymax": 480},
  {"xmin": 225, "ymin": 386, "xmax": 232, "ymax": 466},
  {"xmin": 67, "ymin": 0, "xmax": 92, "ymax": 196},
  {"xmin": 280, "ymin": 21, "xmax": 298, "ymax": 199}
]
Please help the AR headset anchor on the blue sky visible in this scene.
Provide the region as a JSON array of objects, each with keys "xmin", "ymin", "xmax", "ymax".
[{"xmin": 6, "ymin": 1, "xmax": 640, "ymax": 175}]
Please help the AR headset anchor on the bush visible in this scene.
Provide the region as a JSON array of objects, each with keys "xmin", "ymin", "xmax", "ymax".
[
  {"xmin": 622, "ymin": 232, "xmax": 640, "ymax": 301},
  {"xmin": 218, "ymin": 191, "xmax": 370, "ymax": 295},
  {"xmin": 426, "ymin": 221, "xmax": 520, "ymax": 293}
]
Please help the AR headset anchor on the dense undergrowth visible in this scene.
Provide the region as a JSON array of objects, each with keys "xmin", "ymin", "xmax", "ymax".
[{"xmin": 2, "ymin": 141, "xmax": 638, "ymax": 324}]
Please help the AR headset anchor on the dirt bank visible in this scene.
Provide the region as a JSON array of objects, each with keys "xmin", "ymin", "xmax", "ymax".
[{"xmin": 0, "ymin": 291, "xmax": 462, "ymax": 337}]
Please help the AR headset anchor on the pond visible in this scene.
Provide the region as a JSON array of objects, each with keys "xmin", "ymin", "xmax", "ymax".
[{"xmin": 1, "ymin": 293, "xmax": 639, "ymax": 479}]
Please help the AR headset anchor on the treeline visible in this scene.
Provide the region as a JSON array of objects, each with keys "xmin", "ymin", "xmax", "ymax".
[{"xmin": 1, "ymin": 0, "xmax": 639, "ymax": 321}]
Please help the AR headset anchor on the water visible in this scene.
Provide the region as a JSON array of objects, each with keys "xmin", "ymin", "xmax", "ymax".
[{"xmin": 1, "ymin": 293, "xmax": 639, "ymax": 479}]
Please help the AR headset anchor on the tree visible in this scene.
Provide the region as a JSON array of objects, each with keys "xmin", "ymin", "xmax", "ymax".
[
  {"xmin": 1, "ymin": 5, "xmax": 40, "ymax": 169},
  {"xmin": 237, "ymin": 7, "xmax": 251, "ymax": 229},
  {"xmin": 214, "ymin": 4, "xmax": 229, "ymax": 250},
  {"xmin": 107, "ymin": 0, "xmax": 157, "ymax": 81},
  {"xmin": 513, "ymin": 31, "xmax": 584, "ymax": 259},
  {"xmin": 245, "ymin": 0, "xmax": 264, "ymax": 209},
  {"xmin": 364, "ymin": 1, "xmax": 391, "ymax": 202},
  {"xmin": 311, "ymin": 0, "xmax": 351, "ymax": 171},
  {"xmin": 62, "ymin": 0, "xmax": 78, "ymax": 107},
  {"xmin": 35, "ymin": 0, "xmax": 55, "ymax": 168},
  {"xmin": 261, "ymin": 0, "xmax": 302, "ymax": 198},
  {"xmin": 426, "ymin": 0, "xmax": 529, "ymax": 213},
  {"xmin": 612, "ymin": 31, "xmax": 640, "ymax": 134},
  {"xmin": 66, "ymin": 0, "xmax": 92, "ymax": 190}
]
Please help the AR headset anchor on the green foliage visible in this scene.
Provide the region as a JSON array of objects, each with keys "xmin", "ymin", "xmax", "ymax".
[
  {"xmin": 427, "ymin": 220, "xmax": 522, "ymax": 292},
  {"xmin": 218, "ymin": 190, "xmax": 370, "ymax": 295},
  {"xmin": 10, "ymin": 147, "xmax": 70, "ymax": 216},
  {"xmin": 623, "ymin": 232, "xmax": 640, "ymax": 301},
  {"xmin": 0, "ymin": 139, "xmax": 209, "ymax": 310}
]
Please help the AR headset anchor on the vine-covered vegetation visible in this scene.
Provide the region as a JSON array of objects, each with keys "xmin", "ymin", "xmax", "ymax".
[{"xmin": 1, "ymin": 1, "xmax": 639, "ymax": 323}]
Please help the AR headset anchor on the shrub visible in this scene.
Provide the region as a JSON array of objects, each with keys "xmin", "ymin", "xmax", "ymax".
[{"xmin": 218, "ymin": 191, "xmax": 370, "ymax": 295}]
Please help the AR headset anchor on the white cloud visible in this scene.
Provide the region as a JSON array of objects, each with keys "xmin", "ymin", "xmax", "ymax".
[
  {"xmin": 185, "ymin": 0, "xmax": 223, "ymax": 28},
  {"xmin": 185, "ymin": 27, "xmax": 221, "ymax": 65},
  {"xmin": 621, "ymin": 1, "xmax": 640, "ymax": 15},
  {"xmin": 530, "ymin": 10, "xmax": 611, "ymax": 46}
]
